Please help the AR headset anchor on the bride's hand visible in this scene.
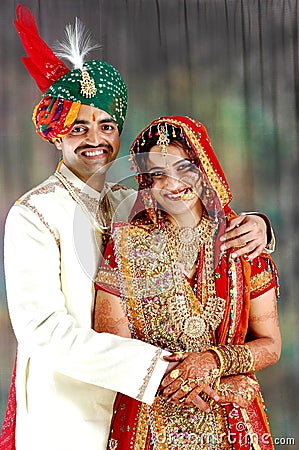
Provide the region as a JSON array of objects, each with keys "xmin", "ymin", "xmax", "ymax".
[
  {"xmin": 160, "ymin": 351, "xmax": 220, "ymax": 411},
  {"xmin": 215, "ymin": 374, "xmax": 259, "ymax": 408}
]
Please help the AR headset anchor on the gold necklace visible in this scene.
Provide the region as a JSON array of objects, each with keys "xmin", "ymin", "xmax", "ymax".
[
  {"xmin": 161, "ymin": 212, "xmax": 225, "ymax": 349},
  {"xmin": 163, "ymin": 213, "xmax": 211, "ymax": 274}
]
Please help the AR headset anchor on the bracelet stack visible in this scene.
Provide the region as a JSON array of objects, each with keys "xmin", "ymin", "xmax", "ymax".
[{"xmin": 208, "ymin": 344, "xmax": 255, "ymax": 376}]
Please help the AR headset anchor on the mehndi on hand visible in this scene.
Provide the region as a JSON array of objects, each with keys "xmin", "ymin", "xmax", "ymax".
[{"xmin": 216, "ymin": 374, "xmax": 259, "ymax": 408}]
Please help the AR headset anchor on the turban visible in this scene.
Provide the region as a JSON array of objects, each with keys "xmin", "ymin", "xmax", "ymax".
[{"xmin": 15, "ymin": 5, "xmax": 128, "ymax": 142}]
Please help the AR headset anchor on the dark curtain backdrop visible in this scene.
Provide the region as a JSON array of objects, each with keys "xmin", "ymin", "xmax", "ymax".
[{"xmin": 1, "ymin": 0, "xmax": 298, "ymax": 444}]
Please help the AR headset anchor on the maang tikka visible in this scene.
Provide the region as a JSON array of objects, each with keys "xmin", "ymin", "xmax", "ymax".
[{"xmin": 157, "ymin": 124, "xmax": 170, "ymax": 154}]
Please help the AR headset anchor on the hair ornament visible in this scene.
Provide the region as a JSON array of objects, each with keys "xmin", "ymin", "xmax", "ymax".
[
  {"xmin": 136, "ymin": 140, "xmax": 140, "ymax": 153},
  {"xmin": 141, "ymin": 133, "xmax": 146, "ymax": 146},
  {"xmin": 157, "ymin": 124, "xmax": 170, "ymax": 154}
]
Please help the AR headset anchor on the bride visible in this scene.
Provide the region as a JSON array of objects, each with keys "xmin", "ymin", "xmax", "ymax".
[{"xmin": 95, "ymin": 115, "xmax": 281, "ymax": 450}]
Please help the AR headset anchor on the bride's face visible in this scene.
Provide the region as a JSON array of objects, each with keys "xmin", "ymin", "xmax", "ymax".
[{"xmin": 146, "ymin": 144, "xmax": 203, "ymax": 222}]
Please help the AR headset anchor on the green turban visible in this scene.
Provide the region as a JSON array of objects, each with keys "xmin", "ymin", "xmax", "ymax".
[
  {"xmin": 14, "ymin": 5, "xmax": 128, "ymax": 142},
  {"xmin": 45, "ymin": 60, "xmax": 127, "ymax": 134}
]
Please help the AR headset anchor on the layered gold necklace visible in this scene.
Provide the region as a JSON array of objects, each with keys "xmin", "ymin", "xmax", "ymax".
[
  {"xmin": 162, "ymin": 213, "xmax": 211, "ymax": 275},
  {"xmin": 161, "ymin": 212, "xmax": 225, "ymax": 350}
]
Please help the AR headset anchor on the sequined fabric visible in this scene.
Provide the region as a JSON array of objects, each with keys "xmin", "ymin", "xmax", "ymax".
[{"xmin": 0, "ymin": 357, "xmax": 16, "ymax": 450}]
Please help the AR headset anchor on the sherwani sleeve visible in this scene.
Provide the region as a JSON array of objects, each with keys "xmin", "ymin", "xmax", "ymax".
[{"xmin": 4, "ymin": 204, "xmax": 169, "ymax": 405}]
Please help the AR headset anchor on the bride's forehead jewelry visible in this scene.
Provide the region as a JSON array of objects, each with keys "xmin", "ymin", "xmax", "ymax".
[{"xmin": 157, "ymin": 124, "xmax": 170, "ymax": 154}]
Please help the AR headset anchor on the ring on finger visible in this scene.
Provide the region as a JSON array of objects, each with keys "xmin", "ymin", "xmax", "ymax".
[
  {"xmin": 181, "ymin": 379, "xmax": 194, "ymax": 393},
  {"xmin": 234, "ymin": 242, "xmax": 247, "ymax": 248},
  {"xmin": 170, "ymin": 369, "xmax": 180, "ymax": 380},
  {"xmin": 181, "ymin": 383, "xmax": 192, "ymax": 393}
]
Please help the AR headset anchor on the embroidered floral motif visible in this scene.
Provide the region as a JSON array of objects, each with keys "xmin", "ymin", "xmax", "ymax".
[
  {"xmin": 18, "ymin": 181, "xmax": 61, "ymax": 246},
  {"xmin": 136, "ymin": 348, "xmax": 162, "ymax": 401},
  {"xmin": 250, "ymin": 269, "xmax": 274, "ymax": 295},
  {"xmin": 18, "ymin": 181, "xmax": 59, "ymax": 200}
]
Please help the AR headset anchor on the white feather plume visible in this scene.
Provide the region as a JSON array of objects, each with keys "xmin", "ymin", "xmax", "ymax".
[{"xmin": 54, "ymin": 18, "xmax": 100, "ymax": 69}]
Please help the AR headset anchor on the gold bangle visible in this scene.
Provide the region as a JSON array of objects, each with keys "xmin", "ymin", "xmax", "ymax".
[
  {"xmin": 208, "ymin": 346, "xmax": 225, "ymax": 376},
  {"xmin": 207, "ymin": 345, "xmax": 254, "ymax": 376}
]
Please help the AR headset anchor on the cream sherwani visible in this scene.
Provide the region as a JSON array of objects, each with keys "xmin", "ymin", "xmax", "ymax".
[{"xmin": 4, "ymin": 164, "xmax": 170, "ymax": 450}]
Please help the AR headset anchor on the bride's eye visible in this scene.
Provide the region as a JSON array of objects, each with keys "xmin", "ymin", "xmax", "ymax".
[
  {"xmin": 177, "ymin": 161, "xmax": 194, "ymax": 172},
  {"xmin": 149, "ymin": 170, "xmax": 165, "ymax": 179}
]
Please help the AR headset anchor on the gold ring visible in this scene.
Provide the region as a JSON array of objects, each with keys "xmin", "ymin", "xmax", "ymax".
[
  {"xmin": 181, "ymin": 383, "xmax": 192, "ymax": 393},
  {"xmin": 174, "ymin": 351, "xmax": 184, "ymax": 359},
  {"xmin": 234, "ymin": 242, "xmax": 247, "ymax": 249},
  {"xmin": 170, "ymin": 369, "xmax": 180, "ymax": 380}
]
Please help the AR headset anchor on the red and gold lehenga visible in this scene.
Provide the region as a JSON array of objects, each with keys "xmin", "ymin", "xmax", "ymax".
[{"xmin": 95, "ymin": 116, "xmax": 280, "ymax": 450}]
